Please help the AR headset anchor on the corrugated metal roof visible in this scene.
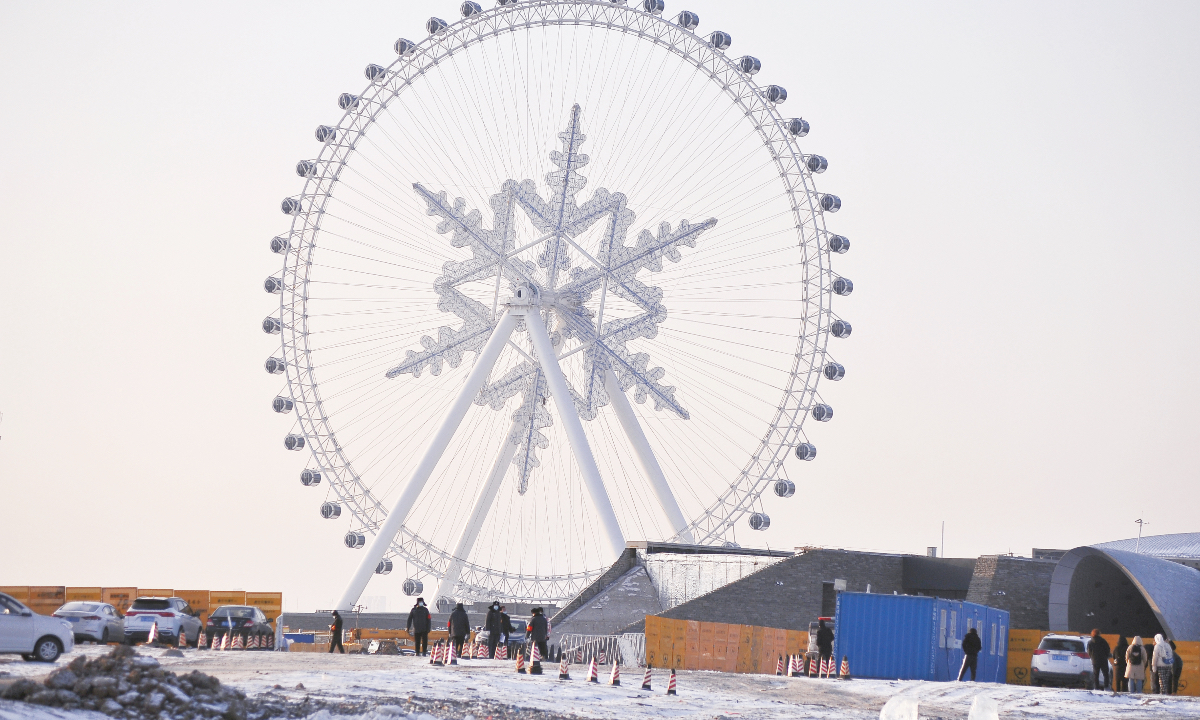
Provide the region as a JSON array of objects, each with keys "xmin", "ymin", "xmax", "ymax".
[{"xmin": 1094, "ymin": 532, "xmax": 1200, "ymax": 558}]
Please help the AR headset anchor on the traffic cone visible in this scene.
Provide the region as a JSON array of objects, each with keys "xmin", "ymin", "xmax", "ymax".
[
  {"xmin": 586, "ymin": 658, "xmax": 599, "ymax": 683},
  {"xmin": 839, "ymin": 655, "xmax": 850, "ymax": 680},
  {"xmin": 249, "ymin": 635, "xmax": 259, "ymax": 650},
  {"xmin": 776, "ymin": 655, "xmax": 784, "ymax": 676},
  {"xmin": 178, "ymin": 629, "xmax": 188, "ymax": 649},
  {"xmin": 497, "ymin": 643, "xmax": 507, "ymax": 661},
  {"xmin": 433, "ymin": 641, "xmax": 444, "ymax": 666},
  {"xmin": 575, "ymin": 648, "xmax": 583, "ymax": 663},
  {"xmin": 232, "ymin": 634, "xmax": 244, "ymax": 651},
  {"xmin": 666, "ymin": 669, "xmax": 677, "ymax": 696},
  {"xmin": 147, "ymin": 621, "xmax": 158, "ymax": 645},
  {"xmin": 609, "ymin": 661, "xmax": 620, "ymax": 686},
  {"xmin": 788, "ymin": 655, "xmax": 798, "ymax": 677},
  {"xmin": 515, "ymin": 649, "xmax": 526, "ymax": 674},
  {"xmin": 641, "ymin": 665, "xmax": 653, "ymax": 691},
  {"xmin": 530, "ymin": 644, "xmax": 543, "ymax": 675},
  {"xmin": 822, "ymin": 656, "xmax": 832, "ymax": 678},
  {"xmin": 558, "ymin": 656, "xmax": 571, "ymax": 680},
  {"xmin": 198, "ymin": 629, "xmax": 207, "ymax": 649},
  {"xmin": 599, "ymin": 650, "xmax": 607, "ymax": 665}
]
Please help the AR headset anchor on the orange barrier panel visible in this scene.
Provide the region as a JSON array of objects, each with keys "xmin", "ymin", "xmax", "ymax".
[
  {"xmin": 670, "ymin": 618, "xmax": 687, "ymax": 669},
  {"xmin": 699, "ymin": 622, "xmax": 715, "ymax": 670},
  {"xmin": 0, "ymin": 587, "xmax": 30, "ymax": 602},
  {"xmin": 644, "ymin": 616, "xmax": 663, "ymax": 667},
  {"xmin": 137, "ymin": 589, "xmax": 173, "ymax": 599},
  {"xmin": 26, "ymin": 587, "xmax": 65, "ymax": 615},
  {"xmin": 246, "ymin": 592, "xmax": 283, "ymax": 627},
  {"xmin": 786, "ymin": 629, "xmax": 805, "ymax": 658},
  {"xmin": 65, "ymin": 588, "xmax": 103, "ymax": 603},
  {"xmin": 735, "ymin": 624, "xmax": 754, "ymax": 673},
  {"xmin": 210, "ymin": 591, "xmax": 247, "ymax": 608},
  {"xmin": 102, "ymin": 588, "xmax": 137, "ymax": 615},
  {"xmin": 684, "ymin": 620, "xmax": 701, "ymax": 670},
  {"xmin": 712, "ymin": 623, "xmax": 727, "ymax": 670},
  {"xmin": 174, "ymin": 590, "xmax": 211, "ymax": 624}
]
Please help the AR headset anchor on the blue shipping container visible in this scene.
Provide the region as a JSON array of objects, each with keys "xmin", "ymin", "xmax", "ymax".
[{"xmin": 834, "ymin": 593, "xmax": 1009, "ymax": 682}]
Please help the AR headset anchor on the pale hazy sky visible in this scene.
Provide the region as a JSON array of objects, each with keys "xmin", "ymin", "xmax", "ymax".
[{"xmin": 2, "ymin": 1, "xmax": 1197, "ymax": 613}]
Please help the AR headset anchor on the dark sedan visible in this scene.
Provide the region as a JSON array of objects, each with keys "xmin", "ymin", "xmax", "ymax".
[{"xmin": 204, "ymin": 606, "xmax": 275, "ymax": 649}]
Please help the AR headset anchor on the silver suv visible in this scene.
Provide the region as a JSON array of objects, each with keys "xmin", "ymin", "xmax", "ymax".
[{"xmin": 123, "ymin": 597, "xmax": 201, "ymax": 646}]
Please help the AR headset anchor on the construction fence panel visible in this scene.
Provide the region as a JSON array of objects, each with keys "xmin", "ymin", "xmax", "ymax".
[
  {"xmin": 65, "ymin": 588, "xmax": 103, "ymax": 603},
  {"xmin": 685, "ymin": 620, "xmax": 700, "ymax": 670},
  {"xmin": 175, "ymin": 591, "xmax": 211, "ymax": 624}
]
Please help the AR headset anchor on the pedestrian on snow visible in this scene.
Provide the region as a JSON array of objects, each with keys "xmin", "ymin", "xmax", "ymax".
[
  {"xmin": 1088, "ymin": 629, "xmax": 1111, "ymax": 691},
  {"xmin": 1112, "ymin": 636, "xmax": 1129, "ymax": 693},
  {"xmin": 448, "ymin": 602, "xmax": 470, "ymax": 657},
  {"xmin": 1152, "ymin": 634, "xmax": 1174, "ymax": 694},
  {"xmin": 484, "ymin": 601, "xmax": 503, "ymax": 658},
  {"xmin": 1125, "ymin": 636, "xmax": 1147, "ymax": 694},
  {"xmin": 957, "ymin": 627, "xmax": 982, "ymax": 681},
  {"xmin": 329, "ymin": 610, "xmax": 345, "ymax": 654},
  {"xmin": 1170, "ymin": 640, "xmax": 1183, "ymax": 695},
  {"xmin": 500, "ymin": 605, "xmax": 514, "ymax": 653},
  {"xmin": 528, "ymin": 606, "xmax": 550, "ymax": 663},
  {"xmin": 406, "ymin": 597, "xmax": 431, "ymax": 656},
  {"xmin": 816, "ymin": 620, "xmax": 834, "ymax": 668}
]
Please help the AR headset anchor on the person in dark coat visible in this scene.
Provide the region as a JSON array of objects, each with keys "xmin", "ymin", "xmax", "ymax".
[
  {"xmin": 484, "ymin": 601, "xmax": 503, "ymax": 658},
  {"xmin": 528, "ymin": 606, "xmax": 550, "ymax": 664},
  {"xmin": 816, "ymin": 620, "xmax": 834, "ymax": 668},
  {"xmin": 1112, "ymin": 636, "xmax": 1129, "ymax": 693},
  {"xmin": 448, "ymin": 602, "xmax": 470, "ymax": 657},
  {"xmin": 1088, "ymin": 629, "xmax": 1111, "ymax": 691},
  {"xmin": 500, "ymin": 605, "xmax": 515, "ymax": 655},
  {"xmin": 406, "ymin": 598, "xmax": 431, "ymax": 656},
  {"xmin": 957, "ymin": 627, "xmax": 983, "ymax": 681},
  {"xmin": 329, "ymin": 610, "xmax": 345, "ymax": 654}
]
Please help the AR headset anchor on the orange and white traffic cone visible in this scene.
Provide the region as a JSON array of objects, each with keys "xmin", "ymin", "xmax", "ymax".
[
  {"xmin": 558, "ymin": 655, "xmax": 571, "ymax": 680},
  {"xmin": 147, "ymin": 621, "xmax": 158, "ymax": 645},
  {"xmin": 449, "ymin": 640, "xmax": 458, "ymax": 665},
  {"xmin": 787, "ymin": 655, "xmax": 797, "ymax": 677},
  {"xmin": 233, "ymin": 634, "xmax": 245, "ymax": 651},
  {"xmin": 178, "ymin": 630, "xmax": 188, "ymax": 649},
  {"xmin": 609, "ymin": 661, "xmax": 621, "ymax": 686},
  {"xmin": 586, "ymin": 658, "xmax": 599, "ymax": 683},
  {"xmin": 249, "ymin": 635, "xmax": 258, "ymax": 650},
  {"xmin": 497, "ymin": 644, "xmax": 508, "ymax": 661},
  {"xmin": 839, "ymin": 655, "xmax": 850, "ymax": 680},
  {"xmin": 599, "ymin": 651, "xmax": 607, "ymax": 665},
  {"xmin": 198, "ymin": 629, "xmax": 207, "ymax": 649},
  {"xmin": 776, "ymin": 655, "xmax": 784, "ymax": 676},
  {"xmin": 641, "ymin": 665, "xmax": 653, "ymax": 691},
  {"xmin": 530, "ymin": 644, "xmax": 543, "ymax": 675},
  {"xmin": 666, "ymin": 669, "xmax": 678, "ymax": 696},
  {"xmin": 515, "ymin": 648, "xmax": 526, "ymax": 674}
]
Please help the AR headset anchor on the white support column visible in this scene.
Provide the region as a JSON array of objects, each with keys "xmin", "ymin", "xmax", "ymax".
[
  {"xmin": 336, "ymin": 311, "xmax": 519, "ymax": 611},
  {"xmin": 433, "ymin": 422, "xmax": 521, "ymax": 604},
  {"xmin": 524, "ymin": 309, "xmax": 626, "ymax": 560},
  {"xmin": 604, "ymin": 369, "xmax": 694, "ymax": 544}
]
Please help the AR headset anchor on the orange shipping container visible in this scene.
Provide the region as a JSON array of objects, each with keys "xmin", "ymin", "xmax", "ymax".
[
  {"xmin": 65, "ymin": 588, "xmax": 103, "ymax": 603},
  {"xmin": 102, "ymin": 588, "xmax": 137, "ymax": 615}
]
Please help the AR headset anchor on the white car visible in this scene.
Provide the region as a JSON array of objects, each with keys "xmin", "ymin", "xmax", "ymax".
[
  {"xmin": 1030, "ymin": 633, "xmax": 1093, "ymax": 688},
  {"xmin": 0, "ymin": 592, "xmax": 75, "ymax": 662},
  {"xmin": 52, "ymin": 601, "xmax": 124, "ymax": 644},
  {"xmin": 123, "ymin": 596, "xmax": 201, "ymax": 646}
]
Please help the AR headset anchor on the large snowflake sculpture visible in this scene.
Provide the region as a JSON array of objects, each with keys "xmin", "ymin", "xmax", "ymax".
[{"xmin": 387, "ymin": 105, "xmax": 717, "ymax": 493}]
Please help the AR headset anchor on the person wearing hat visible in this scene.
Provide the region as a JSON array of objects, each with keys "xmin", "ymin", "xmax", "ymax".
[
  {"xmin": 329, "ymin": 610, "xmax": 345, "ymax": 654},
  {"xmin": 406, "ymin": 598, "xmax": 431, "ymax": 656},
  {"xmin": 448, "ymin": 602, "xmax": 471, "ymax": 658},
  {"xmin": 484, "ymin": 601, "xmax": 503, "ymax": 658},
  {"xmin": 528, "ymin": 606, "xmax": 550, "ymax": 665}
]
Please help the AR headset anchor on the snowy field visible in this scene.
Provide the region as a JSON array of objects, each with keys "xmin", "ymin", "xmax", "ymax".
[{"xmin": 2, "ymin": 644, "xmax": 1197, "ymax": 719}]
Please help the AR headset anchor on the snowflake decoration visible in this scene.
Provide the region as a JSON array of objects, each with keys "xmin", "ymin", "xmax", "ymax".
[{"xmin": 387, "ymin": 105, "xmax": 717, "ymax": 493}]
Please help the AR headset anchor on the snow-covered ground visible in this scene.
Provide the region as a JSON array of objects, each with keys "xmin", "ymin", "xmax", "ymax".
[{"xmin": 3, "ymin": 644, "xmax": 1197, "ymax": 719}]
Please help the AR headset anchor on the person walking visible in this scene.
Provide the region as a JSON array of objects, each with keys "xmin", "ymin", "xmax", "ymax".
[
  {"xmin": 1170, "ymin": 640, "xmax": 1183, "ymax": 695},
  {"xmin": 528, "ymin": 606, "xmax": 550, "ymax": 664},
  {"xmin": 329, "ymin": 610, "xmax": 345, "ymax": 654},
  {"xmin": 1112, "ymin": 636, "xmax": 1129, "ymax": 693},
  {"xmin": 957, "ymin": 627, "xmax": 982, "ymax": 681},
  {"xmin": 1152, "ymin": 634, "xmax": 1174, "ymax": 694},
  {"xmin": 816, "ymin": 619, "xmax": 834, "ymax": 672},
  {"xmin": 448, "ymin": 602, "xmax": 470, "ymax": 657},
  {"xmin": 1125, "ymin": 636, "xmax": 1147, "ymax": 694},
  {"xmin": 484, "ymin": 601, "xmax": 503, "ymax": 658},
  {"xmin": 1087, "ymin": 629, "xmax": 1111, "ymax": 691},
  {"xmin": 406, "ymin": 597, "xmax": 431, "ymax": 656}
]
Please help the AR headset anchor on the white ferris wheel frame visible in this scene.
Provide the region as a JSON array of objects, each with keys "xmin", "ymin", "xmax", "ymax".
[{"xmin": 272, "ymin": 0, "xmax": 845, "ymax": 606}]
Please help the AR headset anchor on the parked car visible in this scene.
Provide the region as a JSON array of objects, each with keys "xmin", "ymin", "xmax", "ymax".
[
  {"xmin": 205, "ymin": 606, "xmax": 274, "ymax": 649},
  {"xmin": 52, "ymin": 602, "xmax": 124, "ymax": 644},
  {"xmin": 123, "ymin": 597, "xmax": 201, "ymax": 646},
  {"xmin": 1030, "ymin": 634, "xmax": 1092, "ymax": 688},
  {"xmin": 0, "ymin": 592, "xmax": 74, "ymax": 662}
]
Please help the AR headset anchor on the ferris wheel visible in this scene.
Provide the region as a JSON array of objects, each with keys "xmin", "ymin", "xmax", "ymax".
[{"xmin": 263, "ymin": 0, "xmax": 854, "ymax": 610}]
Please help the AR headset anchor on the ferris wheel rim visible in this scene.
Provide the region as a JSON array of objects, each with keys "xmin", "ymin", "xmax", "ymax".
[{"xmin": 273, "ymin": 0, "xmax": 843, "ymax": 602}]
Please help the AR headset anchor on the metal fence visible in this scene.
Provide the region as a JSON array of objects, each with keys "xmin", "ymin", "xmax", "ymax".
[
  {"xmin": 557, "ymin": 633, "xmax": 646, "ymax": 667},
  {"xmin": 639, "ymin": 551, "xmax": 785, "ymax": 611}
]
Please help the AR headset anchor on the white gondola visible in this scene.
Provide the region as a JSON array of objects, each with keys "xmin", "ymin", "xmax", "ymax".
[
  {"xmin": 270, "ymin": 236, "xmax": 289, "ymax": 254},
  {"xmin": 823, "ymin": 362, "xmax": 845, "ymax": 381},
  {"xmin": 805, "ymin": 155, "xmax": 828, "ymax": 174},
  {"xmin": 737, "ymin": 55, "xmax": 761, "ymax": 75},
  {"xmin": 828, "ymin": 234, "xmax": 850, "ymax": 254},
  {"xmin": 338, "ymin": 93, "xmax": 360, "ymax": 110},
  {"xmin": 281, "ymin": 197, "xmax": 303, "ymax": 215},
  {"xmin": 264, "ymin": 276, "xmax": 284, "ymax": 294},
  {"xmin": 314, "ymin": 125, "xmax": 337, "ymax": 143},
  {"xmin": 786, "ymin": 117, "xmax": 810, "ymax": 137},
  {"xmin": 262, "ymin": 317, "xmax": 282, "ymax": 334},
  {"xmin": 460, "ymin": 1, "xmax": 482, "ymax": 17},
  {"xmin": 709, "ymin": 30, "xmax": 731, "ymax": 50},
  {"xmin": 284, "ymin": 434, "xmax": 306, "ymax": 450},
  {"xmin": 296, "ymin": 160, "xmax": 317, "ymax": 178},
  {"xmin": 375, "ymin": 559, "xmax": 394, "ymax": 575},
  {"xmin": 764, "ymin": 85, "xmax": 787, "ymax": 104},
  {"xmin": 344, "ymin": 531, "xmax": 366, "ymax": 549},
  {"xmin": 265, "ymin": 357, "xmax": 286, "ymax": 374},
  {"xmin": 831, "ymin": 319, "xmax": 852, "ymax": 338},
  {"xmin": 642, "ymin": 0, "xmax": 664, "ymax": 15},
  {"xmin": 811, "ymin": 404, "xmax": 834, "ymax": 422},
  {"xmin": 301, "ymin": 469, "xmax": 322, "ymax": 486},
  {"xmin": 402, "ymin": 578, "xmax": 423, "ymax": 596},
  {"xmin": 820, "ymin": 194, "xmax": 842, "ymax": 213},
  {"xmin": 833, "ymin": 277, "xmax": 853, "ymax": 296},
  {"xmin": 272, "ymin": 396, "xmax": 294, "ymax": 413},
  {"xmin": 773, "ymin": 480, "xmax": 796, "ymax": 498},
  {"xmin": 748, "ymin": 512, "xmax": 771, "ymax": 530},
  {"xmin": 364, "ymin": 64, "xmax": 388, "ymax": 82},
  {"xmin": 321, "ymin": 501, "xmax": 342, "ymax": 519},
  {"xmin": 795, "ymin": 442, "xmax": 817, "ymax": 461},
  {"xmin": 394, "ymin": 38, "xmax": 417, "ymax": 56},
  {"xmin": 677, "ymin": 10, "xmax": 699, "ymax": 30},
  {"xmin": 426, "ymin": 17, "xmax": 449, "ymax": 34}
]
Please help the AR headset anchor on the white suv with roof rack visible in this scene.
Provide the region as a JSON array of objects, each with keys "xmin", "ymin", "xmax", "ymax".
[{"xmin": 1030, "ymin": 633, "xmax": 1093, "ymax": 688}]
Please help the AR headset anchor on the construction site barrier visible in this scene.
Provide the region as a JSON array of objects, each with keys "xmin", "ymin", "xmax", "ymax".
[{"xmin": 557, "ymin": 633, "xmax": 645, "ymax": 667}]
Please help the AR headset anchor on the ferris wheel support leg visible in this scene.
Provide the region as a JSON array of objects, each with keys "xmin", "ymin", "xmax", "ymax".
[
  {"xmin": 434, "ymin": 423, "xmax": 521, "ymax": 604},
  {"xmin": 335, "ymin": 311, "xmax": 520, "ymax": 612},
  {"xmin": 524, "ymin": 309, "xmax": 626, "ymax": 560},
  {"xmin": 603, "ymin": 369, "xmax": 694, "ymax": 544}
]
